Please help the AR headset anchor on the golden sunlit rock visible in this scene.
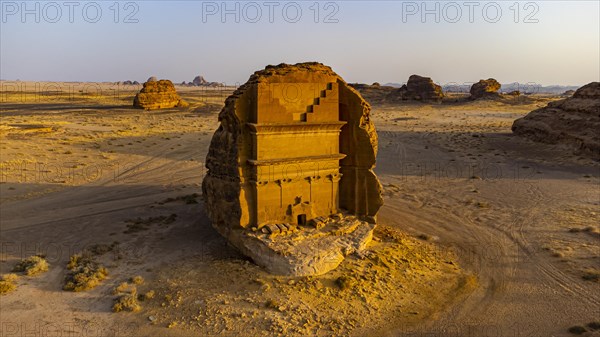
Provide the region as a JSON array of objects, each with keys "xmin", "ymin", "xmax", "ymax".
[
  {"xmin": 133, "ymin": 79, "xmax": 189, "ymax": 110},
  {"xmin": 202, "ymin": 62, "xmax": 384, "ymax": 275}
]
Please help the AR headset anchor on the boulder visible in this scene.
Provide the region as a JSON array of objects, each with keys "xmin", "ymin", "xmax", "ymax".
[
  {"xmin": 133, "ymin": 79, "xmax": 188, "ymax": 110},
  {"xmin": 202, "ymin": 62, "xmax": 384, "ymax": 275},
  {"xmin": 470, "ymin": 78, "xmax": 501, "ymax": 99},
  {"xmin": 147, "ymin": 76, "xmax": 157, "ymax": 82},
  {"xmin": 387, "ymin": 75, "xmax": 444, "ymax": 103},
  {"xmin": 512, "ymin": 82, "xmax": 600, "ymax": 157}
]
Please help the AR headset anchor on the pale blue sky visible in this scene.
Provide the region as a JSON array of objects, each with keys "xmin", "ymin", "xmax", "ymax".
[{"xmin": 1, "ymin": 1, "xmax": 598, "ymax": 85}]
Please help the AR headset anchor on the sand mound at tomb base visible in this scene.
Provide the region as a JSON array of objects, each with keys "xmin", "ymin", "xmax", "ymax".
[{"xmin": 143, "ymin": 225, "xmax": 475, "ymax": 336}]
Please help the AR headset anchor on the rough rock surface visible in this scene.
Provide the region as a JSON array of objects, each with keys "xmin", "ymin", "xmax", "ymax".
[
  {"xmin": 192, "ymin": 75, "xmax": 223, "ymax": 87},
  {"xmin": 349, "ymin": 83, "xmax": 396, "ymax": 104},
  {"xmin": 133, "ymin": 79, "xmax": 189, "ymax": 110},
  {"xmin": 387, "ymin": 75, "xmax": 444, "ymax": 103},
  {"xmin": 512, "ymin": 82, "xmax": 600, "ymax": 157},
  {"xmin": 193, "ymin": 75, "xmax": 208, "ymax": 86},
  {"xmin": 202, "ymin": 62, "xmax": 384, "ymax": 275},
  {"xmin": 470, "ymin": 78, "xmax": 501, "ymax": 99}
]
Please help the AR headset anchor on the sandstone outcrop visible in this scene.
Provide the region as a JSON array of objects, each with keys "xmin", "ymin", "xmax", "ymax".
[
  {"xmin": 193, "ymin": 75, "xmax": 208, "ymax": 86},
  {"xmin": 133, "ymin": 79, "xmax": 189, "ymax": 110},
  {"xmin": 470, "ymin": 78, "xmax": 501, "ymax": 99},
  {"xmin": 202, "ymin": 62, "xmax": 384, "ymax": 275},
  {"xmin": 512, "ymin": 82, "xmax": 600, "ymax": 157},
  {"xmin": 387, "ymin": 75, "xmax": 444, "ymax": 103},
  {"xmin": 192, "ymin": 75, "xmax": 224, "ymax": 87},
  {"xmin": 349, "ymin": 83, "xmax": 396, "ymax": 104}
]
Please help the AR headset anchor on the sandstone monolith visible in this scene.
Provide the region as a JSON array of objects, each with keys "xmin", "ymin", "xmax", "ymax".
[
  {"xmin": 133, "ymin": 79, "xmax": 189, "ymax": 110},
  {"xmin": 202, "ymin": 62, "xmax": 384, "ymax": 275},
  {"xmin": 470, "ymin": 78, "xmax": 501, "ymax": 99},
  {"xmin": 387, "ymin": 75, "xmax": 444, "ymax": 103}
]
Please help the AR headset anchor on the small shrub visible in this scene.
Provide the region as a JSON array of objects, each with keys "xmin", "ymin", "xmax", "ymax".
[
  {"xmin": 582, "ymin": 270, "xmax": 600, "ymax": 282},
  {"xmin": 87, "ymin": 243, "xmax": 113, "ymax": 256},
  {"xmin": 130, "ymin": 275, "xmax": 144, "ymax": 285},
  {"xmin": 13, "ymin": 256, "xmax": 49, "ymax": 276},
  {"xmin": 141, "ymin": 290, "xmax": 155, "ymax": 300},
  {"xmin": 113, "ymin": 288, "xmax": 141, "ymax": 312},
  {"xmin": 417, "ymin": 234, "xmax": 432, "ymax": 241},
  {"xmin": 0, "ymin": 280, "xmax": 16, "ymax": 295},
  {"xmin": 587, "ymin": 322, "xmax": 600, "ymax": 330},
  {"xmin": 568, "ymin": 325, "xmax": 587, "ymax": 335},
  {"xmin": 265, "ymin": 299, "xmax": 280, "ymax": 310},
  {"xmin": 114, "ymin": 282, "xmax": 130, "ymax": 294},
  {"xmin": 63, "ymin": 254, "xmax": 108, "ymax": 292},
  {"xmin": 335, "ymin": 275, "xmax": 356, "ymax": 291},
  {"xmin": 2, "ymin": 274, "xmax": 19, "ymax": 282},
  {"xmin": 475, "ymin": 201, "xmax": 490, "ymax": 208},
  {"xmin": 160, "ymin": 193, "xmax": 199, "ymax": 205},
  {"xmin": 123, "ymin": 214, "xmax": 177, "ymax": 234},
  {"xmin": 0, "ymin": 274, "xmax": 19, "ymax": 295}
]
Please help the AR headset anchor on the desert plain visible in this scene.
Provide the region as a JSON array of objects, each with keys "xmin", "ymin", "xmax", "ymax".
[{"xmin": 0, "ymin": 82, "xmax": 598, "ymax": 336}]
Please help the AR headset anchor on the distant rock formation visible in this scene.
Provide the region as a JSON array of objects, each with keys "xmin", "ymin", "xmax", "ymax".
[
  {"xmin": 387, "ymin": 75, "xmax": 444, "ymax": 103},
  {"xmin": 507, "ymin": 90, "xmax": 521, "ymax": 96},
  {"xmin": 192, "ymin": 75, "xmax": 224, "ymax": 87},
  {"xmin": 470, "ymin": 79, "xmax": 501, "ymax": 99},
  {"xmin": 512, "ymin": 82, "xmax": 600, "ymax": 157},
  {"xmin": 133, "ymin": 79, "xmax": 189, "ymax": 110},
  {"xmin": 193, "ymin": 75, "xmax": 207, "ymax": 86},
  {"xmin": 202, "ymin": 62, "xmax": 383, "ymax": 276},
  {"xmin": 348, "ymin": 83, "xmax": 396, "ymax": 104},
  {"xmin": 147, "ymin": 76, "xmax": 157, "ymax": 82}
]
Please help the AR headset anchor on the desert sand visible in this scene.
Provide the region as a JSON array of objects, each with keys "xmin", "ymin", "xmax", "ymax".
[{"xmin": 1, "ymin": 82, "xmax": 598, "ymax": 336}]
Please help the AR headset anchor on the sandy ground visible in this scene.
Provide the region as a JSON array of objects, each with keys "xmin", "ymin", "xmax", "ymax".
[{"xmin": 0, "ymin": 82, "xmax": 598, "ymax": 336}]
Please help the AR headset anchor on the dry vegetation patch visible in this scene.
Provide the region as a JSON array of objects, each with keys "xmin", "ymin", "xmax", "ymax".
[
  {"xmin": 63, "ymin": 253, "xmax": 109, "ymax": 292},
  {"xmin": 111, "ymin": 276, "xmax": 152, "ymax": 313},
  {"xmin": 12, "ymin": 255, "xmax": 49, "ymax": 276},
  {"xmin": 124, "ymin": 214, "xmax": 177, "ymax": 234},
  {"xmin": 113, "ymin": 286, "xmax": 142, "ymax": 313},
  {"xmin": 0, "ymin": 274, "xmax": 19, "ymax": 295}
]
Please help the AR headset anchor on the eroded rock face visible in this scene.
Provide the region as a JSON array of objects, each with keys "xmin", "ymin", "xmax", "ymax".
[
  {"xmin": 193, "ymin": 75, "xmax": 207, "ymax": 86},
  {"xmin": 133, "ymin": 79, "xmax": 189, "ymax": 110},
  {"xmin": 470, "ymin": 78, "xmax": 501, "ymax": 99},
  {"xmin": 348, "ymin": 83, "xmax": 396, "ymax": 104},
  {"xmin": 512, "ymin": 82, "xmax": 600, "ymax": 157},
  {"xmin": 202, "ymin": 62, "xmax": 384, "ymax": 275},
  {"xmin": 387, "ymin": 75, "xmax": 444, "ymax": 103}
]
